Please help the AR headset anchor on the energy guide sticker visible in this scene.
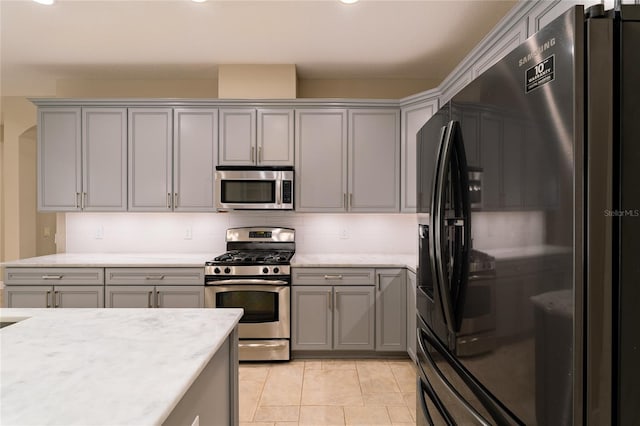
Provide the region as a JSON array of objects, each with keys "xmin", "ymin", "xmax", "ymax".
[{"xmin": 526, "ymin": 55, "xmax": 555, "ymax": 93}]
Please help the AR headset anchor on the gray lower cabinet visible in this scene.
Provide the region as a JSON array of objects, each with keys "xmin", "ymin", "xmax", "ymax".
[
  {"xmin": 3, "ymin": 267, "xmax": 105, "ymax": 308},
  {"xmin": 4, "ymin": 285, "xmax": 104, "ymax": 308},
  {"xmin": 291, "ymin": 285, "xmax": 374, "ymax": 351},
  {"xmin": 375, "ymin": 269, "xmax": 407, "ymax": 352},
  {"xmin": 104, "ymin": 268, "xmax": 205, "ymax": 308},
  {"xmin": 406, "ymin": 269, "xmax": 417, "ymax": 362}
]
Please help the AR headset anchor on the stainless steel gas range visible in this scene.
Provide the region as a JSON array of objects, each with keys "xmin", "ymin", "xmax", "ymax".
[{"xmin": 204, "ymin": 227, "xmax": 294, "ymax": 361}]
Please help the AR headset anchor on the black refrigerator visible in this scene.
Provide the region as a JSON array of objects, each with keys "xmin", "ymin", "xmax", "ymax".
[{"xmin": 415, "ymin": 5, "xmax": 639, "ymax": 425}]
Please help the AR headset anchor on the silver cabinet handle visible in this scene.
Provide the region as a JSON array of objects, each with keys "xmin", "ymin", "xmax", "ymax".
[
  {"xmin": 324, "ymin": 275, "xmax": 343, "ymax": 280},
  {"xmin": 46, "ymin": 290, "xmax": 51, "ymax": 308},
  {"xmin": 148, "ymin": 291, "xmax": 153, "ymax": 308},
  {"xmin": 54, "ymin": 290, "xmax": 60, "ymax": 308},
  {"xmin": 145, "ymin": 275, "xmax": 165, "ymax": 280},
  {"xmin": 258, "ymin": 146, "xmax": 262, "ymax": 163},
  {"xmin": 75, "ymin": 192, "xmax": 80, "ymax": 209},
  {"xmin": 349, "ymin": 193, "xmax": 353, "ymax": 210},
  {"xmin": 167, "ymin": 193, "xmax": 172, "ymax": 209},
  {"xmin": 156, "ymin": 290, "xmax": 160, "ymax": 308},
  {"xmin": 42, "ymin": 275, "xmax": 63, "ymax": 280},
  {"xmin": 173, "ymin": 193, "xmax": 178, "ymax": 208},
  {"xmin": 251, "ymin": 146, "xmax": 255, "ymax": 162},
  {"xmin": 328, "ymin": 291, "xmax": 332, "ymax": 311},
  {"xmin": 82, "ymin": 192, "xmax": 87, "ymax": 210},
  {"xmin": 344, "ymin": 193, "xmax": 347, "ymax": 209}
]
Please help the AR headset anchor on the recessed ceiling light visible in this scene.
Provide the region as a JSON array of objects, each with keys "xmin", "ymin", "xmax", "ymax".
[
  {"xmin": 192, "ymin": 0, "xmax": 207, "ymax": 2},
  {"xmin": 339, "ymin": 0, "xmax": 359, "ymax": 4},
  {"xmin": 33, "ymin": 0, "xmax": 55, "ymax": 4}
]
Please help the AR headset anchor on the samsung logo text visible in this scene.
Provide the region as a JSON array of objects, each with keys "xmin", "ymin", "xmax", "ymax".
[{"xmin": 519, "ymin": 38, "xmax": 556, "ymax": 67}]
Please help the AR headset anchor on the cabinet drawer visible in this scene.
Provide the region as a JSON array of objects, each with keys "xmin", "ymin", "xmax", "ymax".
[
  {"xmin": 292, "ymin": 268, "xmax": 375, "ymax": 286},
  {"xmin": 4, "ymin": 268, "xmax": 104, "ymax": 286},
  {"xmin": 105, "ymin": 268, "xmax": 204, "ymax": 286}
]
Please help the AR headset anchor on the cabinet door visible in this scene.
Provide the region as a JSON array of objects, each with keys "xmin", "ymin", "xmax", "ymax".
[
  {"xmin": 55, "ymin": 285, "xmax": 105, "ymax": 308},
  {"xmin": 219, "ymin": 109, "xmax": 256, "ymax": 165},
  {"xmin": 37, "ymin": 107, "xmax": 82, "ymax": 211},
  {"xmin": 82, "ymin": 108, "xmax": 127, "ymax": 211},
  {"xmin": 334, "ymin": 286, "xmax": 375, "ymax": 351},
  {"xmin": 406, "ymin": 270, "xmax": 417, "ymax": 362},
  {"xmin": 348, "ymin": 109, "xmax": 400, "ymax": 212},
  {"xmin": 401, "ymin": 99, "xmax": 438, "ymax": 212},
  {"xmin": 156, "ymin": 286, "xmax": 204, "ymax": 308},
  {"xmin": 173, "ymin": 108, "xmax": 218, "ymax": 211},
  {"xmin": 4, "ymin": 286, "xmax": 52, "ymax": 308},
  {"xmin": 105, "ymin": 285, "xmax": 155, "ymax": 308},
  {"xmin": 257, "ymin": 109, "xmax": 294, "ymax": 166},
  {"xmin": 295, "ymin": 109, "xmax": 348, "ymax": 212},
  {"xmin": 128, "ymin": 108, "xmax": 173, "ymax": 211},
  {"xmin": 375, "ymin": 269, "xmax": 407, "ymax": 352},
  {"xmin": 291, "ymin": 285, "xmax": 332, "ymax": 351}
]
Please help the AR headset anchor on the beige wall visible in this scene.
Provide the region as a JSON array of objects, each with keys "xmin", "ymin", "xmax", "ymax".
[
  {"xmin": 218, "ymin": 64, "xmax": 297, "ymax": 99},
  {"xmin": 298, "ymin": 78, "xmax": 437, "ymax": 99},
  {"xmin": 56, "ymin": 79, "xmax": 218, "ymax": 98}
]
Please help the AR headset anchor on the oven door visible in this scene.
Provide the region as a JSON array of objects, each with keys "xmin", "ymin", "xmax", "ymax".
[{"xmin": 205, "ymin": 283, "xmax": 290, "ymax": 339}]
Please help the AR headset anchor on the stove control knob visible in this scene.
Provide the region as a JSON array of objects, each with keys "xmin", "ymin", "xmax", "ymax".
[
  {"xmin": 224, "ymin": 267, "xmax": 231, "ymax": 274},
  {"xmin": 214, "ymin": 267, "xmax": 221, "ymax": 274},
  {"xmin": 262, "ymin": 267, "xmax": 269, "ymax": 274},
  {"xmin": 273, "ymin": 267, "xmax": 280, "ymax": 274}
]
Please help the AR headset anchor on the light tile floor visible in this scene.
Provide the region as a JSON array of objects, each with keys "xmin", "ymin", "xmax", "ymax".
[{"xmin": 239, "ymin": 358, "xmax": 417, "ymax": 426}]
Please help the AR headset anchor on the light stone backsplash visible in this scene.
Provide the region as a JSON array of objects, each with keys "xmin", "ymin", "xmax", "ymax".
[{"xmin": 63, "ymin": 210, "xmax": 544, "ymax": 256}]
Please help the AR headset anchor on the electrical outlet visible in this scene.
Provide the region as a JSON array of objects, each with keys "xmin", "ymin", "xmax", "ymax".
[
  {"xmin": 185, "ymin": 226, "xmax": 193, "ymax": 240},
  {"xmin": 339, "ymin": 227, "xmax": 349, "ymax": 239},
  {"xmin": 95, "ymin": 226, "xmax": 104, "ymax": 240}
]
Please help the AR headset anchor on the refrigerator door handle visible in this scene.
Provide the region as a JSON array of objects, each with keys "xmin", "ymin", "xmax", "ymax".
[
  {"xmin": 417, "ymin": 327, "xmax": 492, "ymax": 426},
  {"xmin": 449, "ymin": 120, "xmax": 472, "ymax": 332},
  {"xmin": 431, "ymin": 122, "xmax": 457, "ymax": 338},
  {"xmin": 418, "ymin": 377, "xmax": 450, "ymax": 426}
]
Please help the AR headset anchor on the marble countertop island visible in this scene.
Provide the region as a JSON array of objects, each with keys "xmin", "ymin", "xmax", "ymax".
[
  {"xmin": 0, "ymin": 308, "xmax": 242, "ymax": 425},
  {"xmin": 291, "ymin": 253, "xmax": 418, "ymax": 273}
]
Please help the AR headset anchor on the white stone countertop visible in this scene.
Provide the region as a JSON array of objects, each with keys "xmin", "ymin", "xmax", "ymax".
[
  {"xmin": 1, "ymin": 253, "xmax": 213, "ymax": 268},
  {"xmin": 291, "ymin": 253, "xmax": 418, "ymax": 273},
  {"xmin": 0, "ymin": 307, "xmax": 243, "ymax": 426}
]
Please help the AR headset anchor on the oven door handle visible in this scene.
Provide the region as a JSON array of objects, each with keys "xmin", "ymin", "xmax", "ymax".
[
  {"xmin": 238, "ymin": 341, "xmax": 289, "ymax": 349},
  {"xmin": 206, "ymin": 279, "xmax": 289, "ymax": 286}
]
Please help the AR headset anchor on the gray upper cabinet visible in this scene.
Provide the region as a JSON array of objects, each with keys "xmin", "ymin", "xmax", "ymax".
[
  {"xmin": 257, "ymin": 109, "xmax": 294, "ymax": 166},
  {"xmin": 348, "ymin": 109, "xmax": 400, "ymax": 212},
  {"xmin": 295, "ymin": 108, "xmax": 400, "ymax": 213},
  {"xmin": 219, "ymin": 108, "xmax": 293, "ymax": 166},
  {"xmin": 295, "ymin": 109, "xmax": 348, "ymax": 212},
  {"xmin": 128, "ymin": 108, "xmax": 173, "ymax": 211},
  {"xmin": 219, "ymin": 109, "xmax": 256, "ymax": 166},
  {"xmin": 38, "ymin": 107, "xmax": 127, "ymax": 212},
  {"xmin": 173, "ymin": 108, "xmax": 218, "ymax": 211},
  {"xmin": 400, "ymin": 98, "xmax": 438, "ymax": 212},
  {"xmin": 38, "ymin": 107, "xmax": 82, "ymax": 211},
  {"xmin": 82, "ymin": 108, "xmax": 127, "ymax": 211},
  {"xmin": 375, "ymin": 269, "xmax": 407, "ymax": 352}
]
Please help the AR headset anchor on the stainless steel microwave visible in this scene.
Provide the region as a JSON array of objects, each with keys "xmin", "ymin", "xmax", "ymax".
[{"xmin": 215, "ymin": 166, "xmax": 294, "ymax": 210}]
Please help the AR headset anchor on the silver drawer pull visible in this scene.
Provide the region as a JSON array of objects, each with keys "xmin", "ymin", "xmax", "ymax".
[
  {"xmin": 42, "ymin": 275, "xmax": 63, "ymax": 280},
  {"xmin": 238, "ymin": 342, "xmax": 288, "ymax": 349},
  {"xmin": 145, "ymin": 275, "xmax": 165, "ymax": 280},
  {"xmin": 324, "ymin": 274, "xmax": 343, "ymax": 280}
]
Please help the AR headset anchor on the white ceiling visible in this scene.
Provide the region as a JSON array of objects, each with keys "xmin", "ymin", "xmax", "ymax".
[{"xmin": 0, "ymin": 0, "xmax": 517, "ymax": 96}]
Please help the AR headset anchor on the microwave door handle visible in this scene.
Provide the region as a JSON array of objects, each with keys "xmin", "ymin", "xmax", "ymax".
[
  {"xmin": 277, "ymin": 179, "xmax": 282, "ymax": 205},
  {"xmin": 432, "ymin": 122, "xmax": 457, "ymax": 340}
]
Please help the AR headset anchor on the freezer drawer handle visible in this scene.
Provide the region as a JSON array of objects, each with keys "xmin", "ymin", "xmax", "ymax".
[{"xmin": 417, "ymin": 328, "xmax": 491, "ymax": 426}]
